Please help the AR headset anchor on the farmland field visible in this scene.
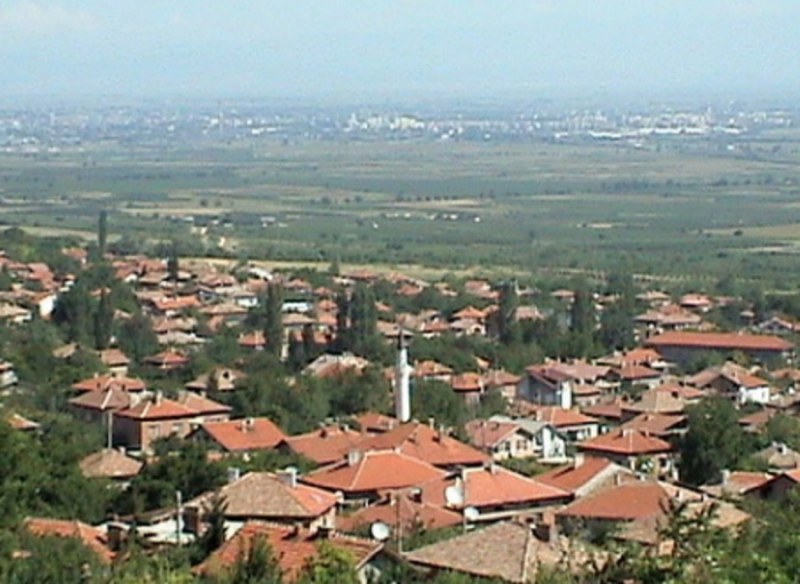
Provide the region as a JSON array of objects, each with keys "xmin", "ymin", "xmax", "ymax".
[{"xmin": 2, "ymin": 132, "xmax": 800, "ymax": 288}]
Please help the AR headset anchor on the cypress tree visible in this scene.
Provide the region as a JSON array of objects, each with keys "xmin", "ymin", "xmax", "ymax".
[{"xmin": 263, "ymin": 283, "xmax": 284, "ymax": 357}]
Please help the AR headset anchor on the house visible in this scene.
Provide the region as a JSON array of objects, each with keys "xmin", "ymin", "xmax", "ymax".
[
  {"xmin": 79, "ymin": 448, "xmax": 143, "ymax": 482},
  {"xmin": 646, "ymin": 331, "xmax": 793, "ymax": 365},
  {"xmin": 352, "ymin": 412, "xmax": 397, "ymax": 434},
  {"xmin": 608, "ymin": 363, "xmax": 663, "ymax": 391},
  {"xmin": 753, "ymin": 442, "xmax": 800, "ymax": 471},
  {"xmin": 71, "ymin": 373, "xmax": 147, "ymax": 394},
  {"xmin": 522, "ymin": 406, "xmax": 600, "ymax": 442},
  {"xmin": 338, "ymin": 490, "xmax": 462, "ymax": 535},
  {"xmin": 520, "ymin": 361, "xmax": 611, "ymax": 409},
  {"xmin": 620, "ymin": 387, "xmax": 690, "ymax": 418},
  {"xmin": 24, "ymin": 517, "xmax": 116, "ymax": 564},
  {"xmin": 449, "ymin": 372, "xmax": 485, "ymax": 404},
  {"xmin": 185, "ymin": 367, "xmax": 246, "ymax": 393},
  {"xmin": 482, "ymin": 369, "xmax": 522, "ymax": 402},
  {"xmin": 193, "ymin": 417, "xmax": 287, "ymax": 454},
  {"xmin": 185, "ymin": 470, "xmax": 338, "ymax": 531},
  {"xmin": 557, "ymin": 478, "xmax": 749, "ymax": 545},
  {"xmin": 195, "ymin": 521, "xmax": 383, "ymax": 583},
  {"xmin": 69, "ymin": 387, "xmax": 136, "ymax": 424},
  {"xmin": 113, "ymin": 391, "xmax": 231, "ymax": 453},
  {"xmin": 700, "ymin": 470, "xmax": 774, "ymax": 499},
  {"xmin": 619, "ymin": 413, "xmax": 687, "ymax": 439},
  {"xmin": 466, "ymin": 415, "xmax": 567, "ymax": 462},
  {"xmin": 284, "ymin": 424, "xmax": 365, "ymax": 465},
  {"xmin": 420, "ymin": 464, "xmax": 571, "ymax": 523},
  {"xmin": 353, "ymin": 420, "xmax": 488, "ymax": 469},
  {"xmin": 96, "ymin": 349, "xmax": 131, "ymax": 376},
  {"xmin": 302, "ymin": 450, "xmax": 447, "ymax": 503},
  {"xmin": 577, "ymin": 428, "xmax": 674, "ymax": 477},
  {"xmin": 0, "ymin": 360, "xmax": 18, "ymax": 388},
  {"xmin": 405, "ymin": 520, "xmax": 593, "ymax": 583},
  {"xmin": 304, "ymin": 353, "xmax": 370, "ymax": 378},
  {"xmin": 688, "ymin": 361, "xmax": 772, "ymax": 405},
  {"xmin": 143, "ymin": 349, "xmax": 190, "ymax": 372},
  {"xmin": 535, "ymin": 454, "xmax": 635, "ymax": 498}
]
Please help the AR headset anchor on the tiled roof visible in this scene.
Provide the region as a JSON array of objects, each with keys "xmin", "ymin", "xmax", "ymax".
[
  {"xmin": 196, "ymin": 521, "xmax": 382, "ymax": 582},
  {"xmin": 754, "ymin": 443, "xmax": 800, "ymax": 470},
  {"xmin": 581, "ymin": 400, "xmax": 625, "ymax": 421},
  {"xmin": 6, "ymin": 412, "xmax": 40, "ymax": 431},
  {"xmin": 527, "ymin": 406, "xmax": 599, "ymax": 428},
  {"xmin": 613, "ymin": 363, "xmax": 661, "ymax": 381},
  {"xmin": 578, "ymin": 428, "xmax": 672, "ymax": 456},
  {"xmin": 353, "ymin": 421, "xmax": 489, "ymax": 467},
  {"xmin": 647, "ymin": 331, "xmax": 793, "ymax": 352},
  {"xmin": 24, "ymin": 517, "xmax": 114, "ymax": 563},
  {"xmin": 464, "ymin": 419, "xmax": 520, "ymax": 450},
  {"xmin": 338, "ymin": 492, "xmax": 462, "ymax": 533},
  {"xmin": 285, "ymin": 425, "xmax": 365, "ymax": 465},
  {"xmin": 71, "ymin": 374, "xmax": 147, "ymax": 393},
  {"xmin": 97, "ymin": 348, "xmax": 130, "ymax": 367},
  {"xmin": 353, "ymin": 412, "xmax": 397, "ymax": 434},
  {"xmin": 558, "ymin": 480, "xmax": 668, "ymax": 521},
  {"xmin": 619, "ymin": 413, "xmax": 686, "ymax": 437},
  {"xmin": 535, "ymin": 456, "xmax": 620, "ymax": 495},
  {"xmin": 144, "ymin": 349, "xmax": 189, "ymax": 367},
  {"xmin": 189, "ymin": 472, "xmax": 338, "ymax": 519},
  {"xmin": 201, "ymin": 418, "xmax": 287, "ymax": 452},
  {"xmin": 701, "ymin": 471, "xmax": 773, "ymax": 497},
  {"xmin": 622, "ymin": 388, "xmax": 687, "ymax": 415},
  {"xmin": 69, "ymin": 387, "xmax": 133, "ymax": 412},
  {"xmin": 414, "ymin": 360, "xmax": 454, "ymax": 378},
  {"xmin": 422, "ymin": 465, "xmax": 569, "ymax": 510},
  {"xmin": 115, "ymin": 395, "xmax": 197, "ymax": 420},
  {"xmin": 176, "ymin": 391, "xmax": 231, "ymax": 415},
  {"xmin": 302, "ymin": 450, "xmax": 446, "ymax": 494},
  {"xmin": 450, "ymin": 372, "xmax": 484, "ymax": 392},
  {"xmin": 405, "ymin": 521, "xmax": 583, "ymax": 583},
  {"xmin": 79, "ymin": 448, "xmax": 143, "ymax": 479}
]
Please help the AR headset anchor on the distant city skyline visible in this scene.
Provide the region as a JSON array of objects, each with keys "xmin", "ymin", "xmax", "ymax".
[{"xmin": 0, "ymin": 1, "xmax": 798, "ymax": 101}]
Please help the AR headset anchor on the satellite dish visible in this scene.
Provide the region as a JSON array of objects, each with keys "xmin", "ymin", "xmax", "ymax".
[
  {"xmin": 444, "ymin": 484, "xmax": 465, "ymax": 508},
  {"xmin": 463, "ymin": 506, "xmax": 480, "ymax": 522},
  {"xmin": 370, "ymin": 521, "xmax": 391, "ymax": 542}
]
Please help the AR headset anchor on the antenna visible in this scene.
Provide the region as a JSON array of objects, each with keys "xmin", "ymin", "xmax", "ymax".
[
  {"xmin": 370, "ymin": 521, "xmax": 391, "ymax": 542},
  {"xmin": 444, "ymin": 484, "xmax": 465, "ymax": 508}
]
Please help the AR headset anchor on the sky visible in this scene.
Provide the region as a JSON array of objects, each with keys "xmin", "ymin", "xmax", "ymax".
[{"xmin": 0, "ymin": 0, "xmax": 798, "ymax": 101}]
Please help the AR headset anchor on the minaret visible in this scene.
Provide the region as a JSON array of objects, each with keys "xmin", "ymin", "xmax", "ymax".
[{"xmin": 394, "ymin": 332, "xmax": 412, "ymax": 422}]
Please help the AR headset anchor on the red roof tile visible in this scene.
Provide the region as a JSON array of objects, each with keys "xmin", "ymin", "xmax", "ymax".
[
  {"xmin": 24, "ymin": 517, "xmax": 114, "ymax": 563},
  {"xmin": 115, "ymin": 395, "xmax": 197, "ymax": 420},
  {"xmin": 647, "ymin": 331, "xmax": 793, "ymax": 352},
  {"xmin": 201, "ymin": 418, "xmax": 287, "ymax": 452},
  {"xmin": 354, "ymin": 422, "xmax": 489, "ymax": 467},
  {"xmin": 79, "ymin": 448, "xmax": 143, "ymax": 479},
  {"xmin": 527, "ymin": 406, "xmax": 599, "ymax": 428},
  {"xmin": 196, "ymin": 521, "xmax": 382, "ymax": 582},
  {"xmin": 285, "ymin": 425, "xmax": 365, "ymax": 465},
  {"xmin": 535, "ymin": 456, "xmax": 616, "ymax": 495},
  {"xmin": 578, "ymin": 428, "xmax": 672, "ymax": 456},
  {"xmin": 558, "ymin": 481, "xmax": 668, "ymax": 521},
  {"xmin": 302, "ymin": 450, "xmax": 447, "ymax": 495},
  {"xmin": 72, "ymin": 374, "xmax": 146, "ymax": 393},
  {"xmin": 339, "ymin": 493, "xmax": 461, "ymax": 533}
]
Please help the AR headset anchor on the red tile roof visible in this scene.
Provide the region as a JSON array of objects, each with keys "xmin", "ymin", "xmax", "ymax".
[
  {"xmin": 176, "ymin": 391, "xmax": 231, "ymax": 416},
  {"xmin": 558, "ymin": 481, "xmax": 668, "ymax": 521},
  {"xmin": 144, "ymin": 350, "xmax": 189, "ymax": 368},
  {"xmin": 69, "ymin": 387, "xmax": 133, "ymax": 412},
  {"xmin": 79, "ymin": 448, "xmax": 143, "ymax": 479},
  {"xmin": 535, "ymin": 456, "xmax": 617, "ymax": 495},
  {"xmin": 71, "ymin": 374, "xmax": 146, "ymax": 393},
  {"xmin": 302, "ymin": 450, "xmax": 447, "ymax": 495},
  {"xmin": 201, "ymin": 418, "xmax": 287, "ymax": 452},
  {"xmin": 24, "ymin": 517, "xmax": 114, "ymax": 563},
  {"xmin": 6, "ymin": 412, "xmax": 40, "ymax": 431},
  {"xmin": 619, "ymin": 413, "xmax": 686, "ymax": 437},
  {"xmin": 578, "ymin": 428, "xmax": 673, "ymax": 456},
  {"xmin": 422, "ymin": 465, "xmax": 569, "ymax": 510},
  {"xmin": 196, "ymin": 521, "xmax": 382, "ymax": 582},
  {"xmin": 285, "ymin": 425, "xmax": 365, "ymax": 465},
  {"xmin": 450, "ymin": 372, "xmax": 484, "ymax": 392},
  {"xmin": 464, "ymin": 420, "xmax": 520, "ymax": 450},
  {"xmin": 354, "ymin": 421, "xmax": 489, "ymax": 468},
  {"xmin": 189, "ymin": 472, "xmax": 338, "ymax": 520},
  {"xmin": 527, "ymin": 406, "xmax": 599, "ymax": 428},
  {"xmin": 115, "ymin": 395, "xmax": 197, "ymax": 420},
  {"xmin": 338, "ymin": 493, "xmax": 461, "ymax": 534},
  {"xmin": 646, "ymin": 331, "xmax": 793, "ymax": 352}
]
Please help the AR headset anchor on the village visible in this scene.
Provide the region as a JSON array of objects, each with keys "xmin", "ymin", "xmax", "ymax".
[{"xmin": 1, "ymin": 219, "xmax": 800, "ymax": 583}]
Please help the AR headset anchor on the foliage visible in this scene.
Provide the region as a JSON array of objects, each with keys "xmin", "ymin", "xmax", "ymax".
[
  {"xmin": 411, "ymin": 379, "xmax": 469, "ymax": 430},
  {"xmin": 296, "ymin": 542, "xmax": 358, "ymax": 584},
  {"xmin": 263, "ymin": 284, "xmax": 284, "ymax": 358},
  {"xmin": 679, "ymin": 396, "xmax": 755, "ymax": 485},
  {"xmin": 222, "ymin": 535, "xmax": 283, "ymax": 584}
]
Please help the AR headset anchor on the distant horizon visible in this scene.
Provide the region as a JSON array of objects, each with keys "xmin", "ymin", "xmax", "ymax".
[{"xmin": 0, "ymin": 1, "xmax": 797, "ymax": 105}]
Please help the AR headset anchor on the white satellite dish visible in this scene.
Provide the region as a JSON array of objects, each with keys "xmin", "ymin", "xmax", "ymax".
[
  {"xmin": 370, "ymin": 521, "xmax": 391, "ymax": 542},
  {"xmin": 444, "ymin": 484, "xmax": 465, "ymax": 508},
  {"xmin": 463, "ymin": 506, "xmax": 480, "ymax": 522}
]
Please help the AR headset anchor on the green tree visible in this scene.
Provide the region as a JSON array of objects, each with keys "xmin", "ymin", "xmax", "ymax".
[
  {"xmin": 679, "ymin": 397, "xmax": 754, "ymax": 485},
  {"xmin": 167, "ymin": 241, "xmax": 180, "ymax": 285},
  {"xmin": 226, "ymin": 535, "xmax": 283, "ymax": 584},
  {"xmin": 497, "ymin": 280, "xmax": 520, "ymax": 345},
  {"xmin": 93, "ymin": 290, "xmax": 114, "ymax": 350},
  {"xmin": 97, "ymin": 209, "xmax": 108, "ymax": 257},
  {"xmin": 116, "ymin": 312, "xmax": 158, "ymax": 364},
  {"xmin": 52, "ymin": 280, "xmax": 94, "ymax": 344},
  {"xmin": 263, "ymin": 284, "xmax": 284, "ymax": 358},
  {"xmin": 296, "ymin": 542, "xmax": 358, "ymax": 584}
]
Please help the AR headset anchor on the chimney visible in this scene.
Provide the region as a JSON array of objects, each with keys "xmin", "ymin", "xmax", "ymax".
[
  {"xmin": 347, "ymin": 450, "xmax": 362, "ymax": 466},
  {"xmin": 154, "ymin": 391, "xmax": 163, "ymax": 405},
  {"xmin": 183, "ymin": 505, "xmax": 202, "ymax": 535},
  {"xmin": 721, "ymin": 469, "xmax": 731, "ymax": 485},
  {"xmin": 436, "ymin": 424, "xmax": 446, "ymax": 442},
  {"xmin": 394, "ymin": 333, "xmax": 412, "ymax": 423},
  {"xmin": 573, "ymin": 453, "xmax": 585, "ymax": 469},
  {"xmin": 106, "ymin": 522, "xmax": 127, "ymax": 552},
  {"xmin": 227, "ymin": 467, "xmax": 241, "ymax": 483},
  {"xmin": 533, "ymin": 519, "xmax": 557, "ymax": 544},
  {"xmin": 428, "ymin": 417, "xmax": 435, "ymax": 429},
  {"xmin": 278, "ymin": 467, "xmax": 298, "ymax": 489}
]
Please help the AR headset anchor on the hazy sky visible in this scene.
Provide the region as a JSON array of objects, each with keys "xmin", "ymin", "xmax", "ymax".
[{"xmin": 0, "ymin": 0, "xmax": 798, "ymax": 100}]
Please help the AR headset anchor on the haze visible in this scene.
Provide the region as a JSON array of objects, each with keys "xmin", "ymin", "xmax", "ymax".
[{"xmin": 0, "ymin": 0, "xmax": 798, "ymax": 100}]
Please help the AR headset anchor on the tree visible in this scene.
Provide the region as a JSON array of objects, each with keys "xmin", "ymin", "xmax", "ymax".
[
  {"xmin": 52, "ymin": 280, "xmax": 94, "ymax": 344},
  {"xmin": 263, "ymin": 284, "xmax": 284, "ymax": 358},
  {"xmin": 97, "ymin": 209, "xmax": 108, "ymax": 257},
  {"xmin": 348, "ymin": 283, "xmax": 378, "ymax": 358},
  {"xmin": 296, "ymin": 542, "xmax": 358, "ymax": 584},
  {"xmin": 679, "ymin": 397, "xmax": 755, "ymax": 485},
  {"xmin": 116, "ymin": 312, "xmax": 158, "ymax": 364},
  {"xmin": 497, "ymin": 280, "xmax": 520, "ymax": 345},
  {"xmin": 226, "ymin": 535, "xmax": 283, "ymax": 584},
  {"xmin": 566, "ymin": 283, "xmax": 596, "ymax": 358},
  {"xmin": 197, "ymin": 493, "xmax": 228, "ymax": 559},
  {"xmin": 93, "ymin": 290, "xmax": 114, "ymax": 350},
  {"xmin": 167, "ymin": 241, "xmax": 180, "ymax": 286}
]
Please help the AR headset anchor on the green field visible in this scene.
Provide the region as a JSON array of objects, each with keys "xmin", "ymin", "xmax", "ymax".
[{"xmin": 2, "ymin": 133, "xmax": 800, "ymax": 288}]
